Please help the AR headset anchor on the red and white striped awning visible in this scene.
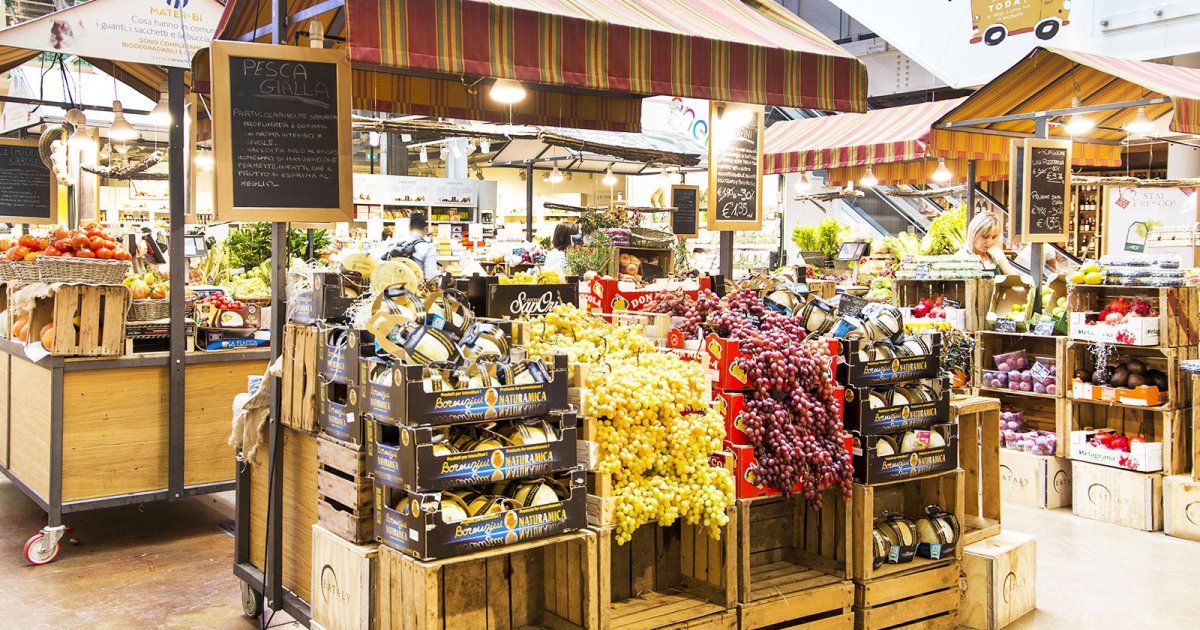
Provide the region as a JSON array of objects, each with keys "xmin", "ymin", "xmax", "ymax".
[{"xmin": 762, "ymin": 98, "xmax": 965, "ymax": 175}]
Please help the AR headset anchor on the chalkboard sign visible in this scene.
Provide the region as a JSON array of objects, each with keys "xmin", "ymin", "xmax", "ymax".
[
  {"xmin": 211, "ymin": 41, "xmax": 352, "ymax": 222},
  {"xmin": 670, "ymin": 185, "xmax": 699, "ymax": 237},
  {"xmin": 0, "ymin": 139, "xmax": 55, "ymax": 224},
  {"xmin": 994, "ymin": 317, "xmax": 1018, "ymax": 333},
  {"xmin": 1020, "ymin": 138, "xmax": 1071, "ymax": 243},
  {"xmin": 707, "ymin": 101, "xmax": 763, "ymax": 231}
]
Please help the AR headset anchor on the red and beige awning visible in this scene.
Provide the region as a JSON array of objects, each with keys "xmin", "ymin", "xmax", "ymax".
[{"xmin": 214, "ymin": 0, "xmax": 869, "ymax": 130}]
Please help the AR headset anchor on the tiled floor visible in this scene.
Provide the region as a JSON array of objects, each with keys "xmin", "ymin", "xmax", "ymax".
[{"xmin": 1, "ymin": 477, "xmax": 1198, "ymax": 629}]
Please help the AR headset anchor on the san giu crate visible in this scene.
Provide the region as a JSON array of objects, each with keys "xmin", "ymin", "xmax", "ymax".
[
  {"xmin": 1071, "ymin": 461, "xmax": 1163, "ymax": 531},
  {"xmin": 1163, "ymin": 475, "xmax": 1200, "ymax": 543},
  {"xmin": 310, "ymin": 524, "xmax": 377, "ymax": 630},
  {"xmin": 735, "ymin": 491, "xmax": 853, "ymax": 629},
  {"xmin": 597, "ymin": 507, "xmax": 738, "ymax": 630},
  {"xmin": 852, "ymin": 423, "xmax": 959, "ymax": 485},
  {"xmin": 376, "ymin": 530, "xmax": 598, "ymax": 629},
  {"xmin": 842, "ymin": 377, "xmax": 951, "ymax": 435},
  {"xmin": 999, "ymin": 449, "xmax": 1071, "ymax": 509},
  {"xmin": 316, "ymin": 436, "xmax": 372, "ymax": 544},
  {"xmin": 281, "ymin": 323, "xmax": 319, "ymax": 433},
  {"xmin": 851, "ymin": 469, "xmax": 964, "ymax": 582},
  {"xmin": 837, "ymin": 334, "xmax": 941, "ymax": 387},
  {"xmin": 853, "ymin": 562, "xmax": 961, "ymax": 630},
  {"xmin": 26, "ymin": 284, "xmax": 130, "ymax": 357},
  {"xmin": 953, "ymin": 396, "xmax": 1002, "ymax": 546},
  {"xmin": 959, "ymin": 530, "xmax": 1037, "ymax": 630},
  {"xmin": 316, "ymin": 323, "xmax": 375, "ymax": 385}
]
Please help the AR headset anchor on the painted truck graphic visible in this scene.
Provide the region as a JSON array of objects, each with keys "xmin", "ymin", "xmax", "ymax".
[{"xmin": 971, "ymin": 0, "xmax": 1071, "ymax": 46}]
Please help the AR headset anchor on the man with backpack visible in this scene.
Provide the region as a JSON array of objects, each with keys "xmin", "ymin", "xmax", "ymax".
[{"xmin": 383, "ymin": 213, "xmax": 441, "ymax": 281}]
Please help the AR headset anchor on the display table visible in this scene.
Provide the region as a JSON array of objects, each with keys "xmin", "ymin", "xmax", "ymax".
[{"xmin": 0, "ymin": 337, "xmax": 268, "ymax": 563}]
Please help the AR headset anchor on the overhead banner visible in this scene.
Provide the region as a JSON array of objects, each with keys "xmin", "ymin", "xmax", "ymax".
[
  {"xmin": 0, "ymin": 0, "xmax": 224, "ymax": 68},
  {"xmin": 828, "ymin": 0, "xmax": 1200, "ymax": 88}
]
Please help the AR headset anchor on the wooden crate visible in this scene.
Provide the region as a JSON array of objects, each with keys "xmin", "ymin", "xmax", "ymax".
[
  {"xmin": 311, "ymin": 524, "xmax": 377, "ymax": 630},
  {"xmin": 376, "ymin": 530, "xmax": 598, "ymax": 629},
  {"xmin": 1071, "ymin": 461, "xmax": 1163, "ymax": 531},
  {"xmin": 281, "ymin": 323, "xmax": 319, "ymax": 433},
  {"xmin": 1068, "ymin": 400, "xmax": 1190, "ymax": 476},
  {"xmin": 26, "ymin": 284, "xmax": 130, "ymax": 356},
  {"xmin": 895, "ymin": 278, "xmax": 990, "ymax": 332},
  {"xmin": 853, "ymin": 562, "xmax": 961, "ymax": 630},
  {"xmin": 952, "ymin": 396, "xmax": 1001, "ymax": 546},
  {"xmin": 1066, "ymin": 285, "xmax": 1199, "ymax": 348},
  {"xmin": 974, "ymin": 331, "xmax": 1067, "ymax": 399},
  {"xmin": 608, "ymin": 246, "xmax": 675, "ymax": 279},
  {"xmin": 598, "ymin": 507, "xmax": 737, "ymax": 629},
  {"xmin": 851, "ymin": 470, "xmax": 964, "ymax": 582},
  {"xmin": 982, "ymin": 392, "xmax": 1068, "ymax": 458},
  {"xmin": 736, "ymin": 492, "xmax": 853, "ymax": 629},
  {"xmin": 999, "ymin": 449, "xmax": 1071, "ymax": 509},
  {"xmin": 316, "ymin": 436, "xmax": 372, "ymax": 544},
  {"xmin": 1064, "ymin": 341, "xmax": 1197, "ymax": 411},
  {"xmin": 1163, "ymin": 475, "xmax": 1200, "ymax": 543},
  {"xmin": 959, "ymin": 530, "xmax": 1037, "ymax": 630},
  {"xmin": 248, "ymin": 427, "xmax": 318, "ymax": 603}
]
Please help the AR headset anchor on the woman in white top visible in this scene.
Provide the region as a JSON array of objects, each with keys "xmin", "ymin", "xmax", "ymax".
[
  {"xmin": 542, "ymin": 222, "xmax": 580, "ymax": 274},
  {"xmin": 959, "ymin": 211, "xmax": 1017, "ymax": 276}
]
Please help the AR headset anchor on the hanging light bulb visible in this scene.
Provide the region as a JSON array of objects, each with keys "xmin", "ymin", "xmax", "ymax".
[
  {"xmin": 480, "ymin": 138, "xmax": 491, "ymax": 153},
  {"xmin": 931, "ymin": 158, "xmax": 953, "ymax": 183},
  {"xmin": 859, "ymin": 166, "xmax": 878, "ymax": 188},
  {"xmin": 69, "ymin": 121, "xmax": 97, "ymax": 157},
  {"xmin": 465, "ymin": 139, "xmax": 477, "ymax": 155},
  {"xmin": 489, "ymin": 78, "xmax": 526, "ymax": 104},
  {"xmin": 98, "ymin": 143, "xmax": 112, "ymax": 162},
  {"xmin": 195, "ymin": 149, "xmax": 214, "ymax": 172},
  {"xmin": 148, "ymin": 84, "xmax": 171, "ymax": 127},
  {"xmin": 602, "ymin": 166, "xmax": 617, "ymax": 187},
  {"xmin": 368, "ymin": 131, "xmax": 380, "ymax": 147},
  {"xmin": 1066, "ymin": 96, "xmax": 1094, "ymax": 135},
  {"xmin": 108, "ymin": 100, "xmax": 138, "ymax": 142},
  {"xmin": 1126, "ymin": 106, "xmax": 1155, "ymax": 135},
  {"xmin": 475, "ymin": 168, "xmax": 485, "ymax": 181},
  {"xmin": 400, "ymin": 133, "xmax": 412, "ymax": 142},
  {"xmin": 547, "ymin": 165, "xmax": 564, "ymax": 184},
  {"xmin": 793, "ymin": 172, "xmax": 812, "ymax": 195},
  {"xmin": 439, "ymin": 144, "xmax": 449, "ymax": 161},
  {"xmin": 419, "ymin": 146, "xmax": 429, "ymax": 163}
]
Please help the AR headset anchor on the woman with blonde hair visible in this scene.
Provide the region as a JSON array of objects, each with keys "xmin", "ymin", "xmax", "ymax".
[{"xmin": 960, "ymin": 211, "xmax": 1017, "ymax": 275}]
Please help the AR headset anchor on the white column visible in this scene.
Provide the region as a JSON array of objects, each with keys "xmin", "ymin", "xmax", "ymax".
[{"xmin": 1167, "ymin": 143, "xmax": 1200, "ymax": 179}]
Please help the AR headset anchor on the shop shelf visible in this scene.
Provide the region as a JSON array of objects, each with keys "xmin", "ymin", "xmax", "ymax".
[
  {"xmin": 1067, "ymin": 285, "xmax": 1200, "ymax": 348},
  {"xmin": 850, "ymin": 469, "xmax": 964, "ymax": 582}
]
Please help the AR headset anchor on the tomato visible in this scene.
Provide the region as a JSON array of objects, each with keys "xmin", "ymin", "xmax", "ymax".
[
  {"xmin": 115, "ymin": 250, "xmax": 132, "ymax": 261},
  {"xmin": 61, "ymin": 251, "xmax": 74, "ymax": 258},
  {"xmin": 71, "ymin": 235, "xmax": 89, "ymax": 249},
  {"xmin": 87, "ymin": 227, "xmax": 102, "ymax": 238},
  {"xmin": 96, "ymin": 247, "xmax": 113, "ymax": 260},
  {"xmin": 44, "ymin": 246, "xmax": 60, "ymax": 257},
  {"xmin": 18, "ymin": 235, "xmax": 37, "ymax": 248},
  {"xmin": 53, "ymin": 227, "xmax": 69, "ymax": 239},
  {"xmin": 103, "ymin": 240, "xmax": 117, "ymax": 250},
  {"xmin": 89, "ymin": 236, "xmax": 105, "ymax": 251},
  {"xmin": 23, "ymin": 251, "xmax": 40, "ymax": 261},
  {"xmin": 12, "ymin": 245, "xmax": 30, "ymax": 260},
  {"xmin": 36, "ymin": 238, "xmax": 49, "ymax": 251},
  {"xmin": 76, "ymin": 248, "xmax": 95, "ymax": 259},
  {"xmin": 52, "ymin": 239, "xmax": 69, "ymax": 252}
]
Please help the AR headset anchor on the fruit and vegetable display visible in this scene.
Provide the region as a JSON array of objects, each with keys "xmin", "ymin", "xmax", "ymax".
[
  {"xmin": 1083, "ymin": 429, "xmax": 1146, "ymax": 454},
  {"xmin": 911, "ymin": 294, "xmax": 950, "ymax": 319},
  {"xmin": 999, "ymin": 406, "xmax": 1057, "ymax": 454},
  {"xmin": 792, "ymin": 218, "xmax": 849, "ymax": 259},
  {"xmin": 919, "ymin": 206, "xmax": 967, "ymax": 257},
  {"xmin": 1067, "ymin": 255, "xmax": 1185, "ymax": 287},
  {"xmin": 123, "ymin": 269, "xmax": 171, "ymax": 300},
  {"xmin": 3, "ymin": 224, "xmax": 132, "ymax": 261},
  {"xmin": 1094, "ymin": 297, "xmax": 1156, "ymax": 326},
  {"xmin": 523, "ymin": 304, "xmax": 734, "ymax": 543},
  {"xmin": 1067, "ymin": 260, "xmax": 1105, "ymax": 285},
  {"xmin": 982, "ymin": 350, "xmax": 1058, "ymax": 395},
  {"xmin": 1073, "ymin": 355, "xmax": 1167, "ymax": 392},
  {"xmin": 865, "ymin": 276, "xmax": 893, "ymax": 303},
  {"xmin": 196, "ymin": 291, "xmax": 248, "ymax": 312},
  {"xmin": 499, "ymin": 269, "xmax": 565, "ymax": 285}
]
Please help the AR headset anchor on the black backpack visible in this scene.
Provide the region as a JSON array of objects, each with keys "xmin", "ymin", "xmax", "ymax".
[{"xmin": 385, "ymin": 237, "xmax": 424, "ymax": 262}]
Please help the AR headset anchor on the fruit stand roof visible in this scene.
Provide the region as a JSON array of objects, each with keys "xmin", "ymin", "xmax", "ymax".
[{"xmin": 212, "ymin": 0, "xmax": 869, "ymax": 131}]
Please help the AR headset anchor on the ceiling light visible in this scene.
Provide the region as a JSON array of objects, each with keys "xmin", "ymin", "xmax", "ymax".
[
  {"xmin": 368, "ymin": 131, "xmax": 380, "ymax": 147},
  {"xmin": 195, "ymin": 149, "xmax": 214, "ymax": 172},
  {"xmin": 1066, "ymin": 96, "xmax": 1094, "ymax": 135},
  {"xmin": 931, "ymin": 158, "xmax": 953, "ymax": 183},
  {"xmin": 401, "ymin": 133, "xmax": 412, "ymax": 142},
  {"xmin": 547, "ymin": 166, "xmax": 564, "ymax": 184},
  {"xmin": 1126, "ymin": 106, "xmax": 1155, "ymax": 135},
  {"xmin": 475, "ymin": 169, "xmax": 485, "ymax": 181},
  {"xmin": 68, "ymin": 118, "xmax": 96, "ymax": 156},
  {"xmin": 859, "ymin": 166, "xmax": 878, "ymax": 188},
  {"xmin": 98, "ymin": 143, "xmax": 112, "ymax": 162},
  {"xmin": 439, "ymin": 144, "xmax": 449, "ymax": 161},
  {"xmin": 602, "ymin": 166, "xmax": 617, "ymax": 187},
  {"xmin": 148, "ymin": 87, "xmax": 170, "ymax": 127},
  {"xmin": 108, "ymin": 100, "xmax": 138, "ymax": 142},
  {"xmin": 465, "ymin": 139, "xmax": 477, "ymax": 155},
  {"xmin": 490, "ymin": 78, "xmax": 526, "ymax": 104},
  {"xmin": 793, "ymin": 172, "xmax": 811, "ymax": 195},
  {"xmin": 480, "ymin": 138, "xmax": 491, "ymax": 153},
  {"xmin": 419, "ymin": 146, "xmax": 428, "ymax": 163}
]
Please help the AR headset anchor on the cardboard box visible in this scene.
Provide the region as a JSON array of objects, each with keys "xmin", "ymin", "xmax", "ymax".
[
  {"xmin": 1069, "ymin": 312, "xmax": 1159, "ymax": 346},
  {"xmin": 195, "ymin": 327, "xmax": 270, "ymax": 351},
  {"xmin": 706, "ymin": 334, "xmax": 839, "ymax": 391},
  {"xmin": 317, "ymin": 324, "xmax": 375, "ymax": 385},
  {"xmin": 373, "ymin": 470, "xmax": 587, "ymax": 561},
  {"xmin": 960, "ymin": 531, "xmax": 1037, "ymax": 630},
  {"xmin": 837, "ymin": 335, "xmax": 940, "ymax": 387},
  {"xmin": 195, "ymin": 301, "xmax": 262, "ymax": 329},
  {"xmin": 360, "ymin": 355, "xmax": 569, "ymax": 427},
  {"xmin": 852, "ymin": 423, "xmax": 959, "ymax": 484},
  {"xmin": 318, "ymin": 381, "xmax": 363, "ymax": 446},
  {"xmin": 583, "ymin": 276, "xmax": 713, "ymax": 313},
  {"xmin": 1069, "ymin": 430, "xmax": 1163, "ymax": 472},
  {"xmin": 311, "ymin": 270, "xmax": 367, "ymax": 323},
  {"xmin": 999, "ymin": 449, "xmax": 1071, "ymax": 509},
  {"xmin": 842, "ymin": 378, "xmax": 949, "ymax": 435},
  {"xmin": 988, "ymin": 275, "xmax": 1033, "ymax": 329},
  {"xmin": 713, "ymin": 389, "xmax": 749, "ymax": 445},
  {"xmin": 366, "ymin": 410, "xmax": 579, "ymax": 493},
  {"xmin": 715, "ymin": 443, "xmax": 800, "ymax": 499},
  {"xmin": 1070, "ymin": 379, "xmax": 1167, "ymax": 407},
  {"xmin": 289, "ymin": 289, "xmax": 315, "ymax": 324}
]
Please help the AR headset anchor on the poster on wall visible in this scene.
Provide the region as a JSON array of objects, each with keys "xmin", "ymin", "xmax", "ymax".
[
  {"xmin": 211, "ymin": 41, "xmax": 353, "ymax": 223},
  {"xmin": 1106, "ymin": 186, "xmax": 1199, "ymax": 264},
  {"xmin": 1019, "ymin": 138, "xmax": 1071, "ymax": 243},
  {"xmin": 707, "ymin": 101, "xmax": 763, "ymax": 231},
  {"xmin": 0, "ymin": 139, "xmax": 56, "ymax": 224}
]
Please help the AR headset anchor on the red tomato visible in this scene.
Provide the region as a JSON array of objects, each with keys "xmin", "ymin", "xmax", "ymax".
[
  {"xmin": 61, "ymin": 251, "xmax": 74, "ymax": 257},
  {"xmin": 53, "ymin": 239, "xmax": 70, "ymax": 252},
  {"xmin": 86, "ymin": 227, "xmax": 102, "ymax": 238},
  {"xmin": 89, "ymin": 236, "xmax": 105, "ymax": 251},
  {"xmin": 71, "ymin": 235, "xmax": 89, "ymax": 249},
  {"xmin": 12, "ymin": 245, "xmax": 30, "ymax": 260},
  {"xmin": 103, "ymin": 240, "xmax": 117, "ymax": 250},
  {"xmin": 18, "ymin": 235, "xmax": 37, "ymax": 248},
  {"xmin": 96, "ymin": 247, "xmax": 113, "ymax": 260},
  {"xmin": 35, "ymin": 237, "xmax": 48, "ymax": 251},
  {"xmin": 44, "ymin": 246, "xmax": 60, "ymax": 257},
  {"xmin": 53, "ymin": 227, "xmax": 68, "ymax": 239},
  {"xmin": 76, "ymin": 248, "xmax": 96, "ymax": 259},
  {"xmin": 115, "ymin": 250, "xmax": 132, "ymax": 261},
  {"xmin": 22, "ymin": 251, "xmax": 40, "ymax": 261}
]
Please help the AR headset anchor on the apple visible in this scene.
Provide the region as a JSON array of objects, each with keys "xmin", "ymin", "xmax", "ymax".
[{"xmin": 1110, "ymin": 435, "xmax": 1131, "ymax": 452}]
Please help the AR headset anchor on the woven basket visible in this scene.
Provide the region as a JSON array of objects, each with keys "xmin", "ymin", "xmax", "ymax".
[
  {"xmin": 10, "ymin": 261, "xmax": 41, "ymax": 283},
  {"xmin": 628, "ymin": 226, "xmax": 675, "ymax": 249},
  {"xmin": 0, "ymin": 263, "xmax": 11, "ymax": 282},
  {"xmin": 37, "ymin": 257, "xmax": 130, "ymax": 285},
  {"xmin": 128, "ymin": 295, "xmax": 197, "ymax": 322}
]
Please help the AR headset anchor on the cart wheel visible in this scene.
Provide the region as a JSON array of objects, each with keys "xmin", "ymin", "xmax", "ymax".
[
  {"xmin": 23, "ymin": 533, "xmax": 60, "ymax": 565},
  {"xmin": 240, "ymin": 581, "xmax": 263, "ymax": 618}
]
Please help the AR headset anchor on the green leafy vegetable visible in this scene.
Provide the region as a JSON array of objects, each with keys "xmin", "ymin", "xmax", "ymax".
[{"xmin": 920, "ymin": 206, "xmax": 967, "ymax": 256}]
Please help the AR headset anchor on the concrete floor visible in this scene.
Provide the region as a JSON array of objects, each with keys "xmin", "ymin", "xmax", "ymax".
[{"xmin": 0, "ymin": 478, "xmax": 1197, "ymax": 629}]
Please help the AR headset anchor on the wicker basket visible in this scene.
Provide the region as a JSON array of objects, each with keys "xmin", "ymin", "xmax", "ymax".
[
  {"xmin": 10, "ymin": 261, "xmax": 41, "ymax": 283},
  {"xmin": 628, "ymin": 226, "xmax": 676, "ymax": 249},
  {"xmin": 0, "ymin": 263, "xmax": 11, "ymax": 282},
  {"xmin": 128, "ymin": 295, "xmax": 197, "ymax": 322},
  {"xmin": 37, "ymin": 257, "xmax": 130, "ymax": 285}
]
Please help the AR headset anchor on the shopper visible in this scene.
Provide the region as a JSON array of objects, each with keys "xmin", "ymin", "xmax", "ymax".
[
  {"xmin": 542, "ymin": 221, "xmax": 580, "ymax": 274},
  {"xmin": 960, "ymin": 211, "xmax": 1017, "ymax": 275},
  {"xmin": 384, "ymin": 213, "xmax": 440, "ymax": 281}
]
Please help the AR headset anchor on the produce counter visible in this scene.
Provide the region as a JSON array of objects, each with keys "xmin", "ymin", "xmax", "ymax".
[{"xmin": 0, "ymin": 336, "xmax": 268, "ymax": 563}]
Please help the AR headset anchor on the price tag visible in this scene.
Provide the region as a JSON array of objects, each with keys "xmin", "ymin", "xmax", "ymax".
[
  {"xmin": 914, "ymin": 264, "xmax": 932, "ymax": 279},
  {"xmin": 790, "ymin": 282, "xmax": 810, "ymax": 295},
  {"xmin": 1031, "ymin": 360, "xmax": 1051, "ymax": 383},
  {"xmin": 838, "ymin": 294, "xmax": 869, "ymax": 317},
  {"xmin": 995, "ymin": 317, "xmax": 1018, "ymax": 333},
  {"xmin": 942, "ymin": 297, "xmax": 962, "ymax": 309},
  {"xmin": 887, "ymin": 545, "xmax": 901, "ymax": 563},
  {"xmin": 928, "ymin": 543, "xmax": 943, "ymax": 560},
  {"xmin": 1033, "ymin": 320, "xmax": 1056, "ymax": 337}
]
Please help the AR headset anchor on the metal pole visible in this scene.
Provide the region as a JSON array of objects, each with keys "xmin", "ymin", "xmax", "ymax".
[
  {"xmin": 967, "ymin": 159, "xmax": 977, "ymax": 222},
  {"xmin": 525, "ymin": 163, "xmax": 534, "ymax": 242},
  {"xmin": 1031, "ymin": 117, "xmax": 1048, "ymax": 314},
  {"xmin": 167, "ymin": 66, "xmax": 186, "ymax": 498},
  {"xmin": 719, "ymin": 231, "xmax": 733, "ymax": 279}
]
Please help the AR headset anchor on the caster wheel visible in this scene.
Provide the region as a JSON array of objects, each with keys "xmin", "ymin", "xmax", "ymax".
[
  {"xmin": 23, "ymin": 533, "xmax": 60, "ymax": 565},
  {"xmin": 240, "ymin": 581, "xmax": 263, "ymax": 618}
]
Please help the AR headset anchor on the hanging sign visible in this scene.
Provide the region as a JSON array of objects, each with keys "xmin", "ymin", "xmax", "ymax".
[
  {"xmin": 1020, "ymin": 138, "xmax": 1071, "ymax": 243},
  {"xmin": 211, "ymin": 41, "xmax": 353, "ymax": 222},
  {"xmin": 707, "ymin": 101, "xmax": 763, "ymax": 231},
  {"xmin": 670, "ymin": 185, "xmax": 699, "ymax": 238},
  {"xmin": 0, "ymin": 139, "xmax": 56, "ymax": 224}
]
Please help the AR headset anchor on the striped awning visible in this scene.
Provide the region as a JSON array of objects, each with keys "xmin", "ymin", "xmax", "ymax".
[
  {"xmin": 931, "ymin": 47, "xmax": 1200, "ymax": 159},
  {"xmin": 828, "ymin": 159, "xmax": 1010, "ymax": 187},
  {"xmin": 763, "ymin": 99, "xmax": 964, "ymax": 175},
  {"xmin": 216, "ymin": 0, "xmax": 869, "ymax": 128}
]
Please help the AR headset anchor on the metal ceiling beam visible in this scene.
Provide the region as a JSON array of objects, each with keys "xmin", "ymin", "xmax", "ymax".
[{"xmin": 936, "ymin": 96, "xmax": 1171, "ymax": 129}]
